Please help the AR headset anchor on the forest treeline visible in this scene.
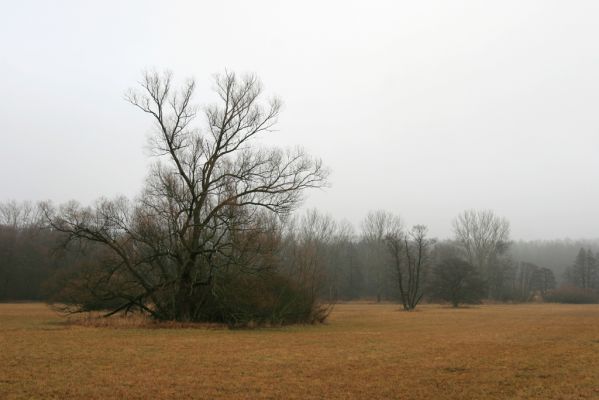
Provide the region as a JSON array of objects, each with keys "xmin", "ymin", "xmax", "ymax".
[{"xmin": 1, "ymin": 200, "xmax": 597, "ymax": 306}]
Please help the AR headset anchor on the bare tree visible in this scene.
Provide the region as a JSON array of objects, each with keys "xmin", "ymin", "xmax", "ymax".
[
  {"xmin": 44, "ymin": 71, "xmax": 328, "ymax": 322},
  {"xmin": 328, "ymin": 220, "xmax": 357, "ymax": 301},
  {"xmin": 361, "ymin": 210, "xmax": 401, "ymax": 302},
  {"xmin": 386, "ymin": 224, "xmax": 433, "ymax": 311},
  {"xmin": 453, "ymin": 209, "xmax": 511, "ymax": 298}
]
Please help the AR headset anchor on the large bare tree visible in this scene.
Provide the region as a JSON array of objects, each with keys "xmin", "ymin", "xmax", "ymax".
[{"xmin": 44, "ymin": 71, "xmax": 328, "ymax": 322}]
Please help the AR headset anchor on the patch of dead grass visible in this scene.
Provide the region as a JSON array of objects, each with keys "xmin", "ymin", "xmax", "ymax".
[{"xmin": 62, "ymin": 311, "xmax": 227, "ymax": 330}]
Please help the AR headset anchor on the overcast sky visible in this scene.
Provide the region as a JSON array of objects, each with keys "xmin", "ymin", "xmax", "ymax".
[{"xmin": 1, "ymin": 0, "xmax": 599, "ymax": 240}]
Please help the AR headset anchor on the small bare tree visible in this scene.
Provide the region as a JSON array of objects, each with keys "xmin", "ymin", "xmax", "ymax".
[
  {"xmin": 328, "ymin": 219, "xmax": 356, "ymax": 301},
  {"xmin": 386, "ymin": 224, "xmax": 433, "ymax": 311},
  {"xmin": 44, "ymin": 71, "xmax": 328, "ymax": 322},
  {"xmin": 361, "ymin": 210, "xmax": 401, "ymax": 302}
]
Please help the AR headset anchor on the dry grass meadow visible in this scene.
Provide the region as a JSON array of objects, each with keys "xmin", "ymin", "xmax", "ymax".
[{"xmin": 2, "ymin": 302, "xmax": 599, "ymax": 399}]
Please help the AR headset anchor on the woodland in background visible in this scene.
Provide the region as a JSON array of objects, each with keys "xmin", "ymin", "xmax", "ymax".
[{"xmin": 2, "ymin": 200, "xmax": 598, "ymax": 310}]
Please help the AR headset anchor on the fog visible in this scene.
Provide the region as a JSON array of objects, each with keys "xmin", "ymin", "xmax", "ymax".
[{"xmin": 2, "ymin": 0, "xmax": 599, "ymax": 240}]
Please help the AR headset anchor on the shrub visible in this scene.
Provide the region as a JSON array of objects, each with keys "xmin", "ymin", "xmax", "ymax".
[
  {"xmin": 427, "ymin": 257, "xmax": 486, "ymax": 307},
  {"xmin": 544, "ymin": 285, "xmax": 599, "ymax": 304},
  {"xmin": 202, "ymin": 271, "xmax": 332, "ymax": 327}
]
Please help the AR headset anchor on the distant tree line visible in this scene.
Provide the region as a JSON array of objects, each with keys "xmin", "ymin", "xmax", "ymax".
[
  {"xmin": 543, "ymin": 247, "xmax": 599, "ymax": 304},
  {"xmin": 0, "ymin": 201, "xmax": 74, "ymax": 300},
  {"xmin": 6, "ymin": 199, "xmax": 599, "ymax": 312}
]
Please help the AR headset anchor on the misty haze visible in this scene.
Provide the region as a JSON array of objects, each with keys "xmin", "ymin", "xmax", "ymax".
[{"xmin": 2, "ymin": 1, "xmax": 599, "ymax": 399}]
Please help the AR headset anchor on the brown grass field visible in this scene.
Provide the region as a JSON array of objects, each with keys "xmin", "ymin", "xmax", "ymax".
[{"xmin": 2, "ymin": 302, "xmax": 599, "ymax": 399}]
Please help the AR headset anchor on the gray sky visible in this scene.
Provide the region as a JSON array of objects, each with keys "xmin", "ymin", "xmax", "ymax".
[{"xmin": 2, "ymin": 0, "xmax": 599, "ymax": 240}]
